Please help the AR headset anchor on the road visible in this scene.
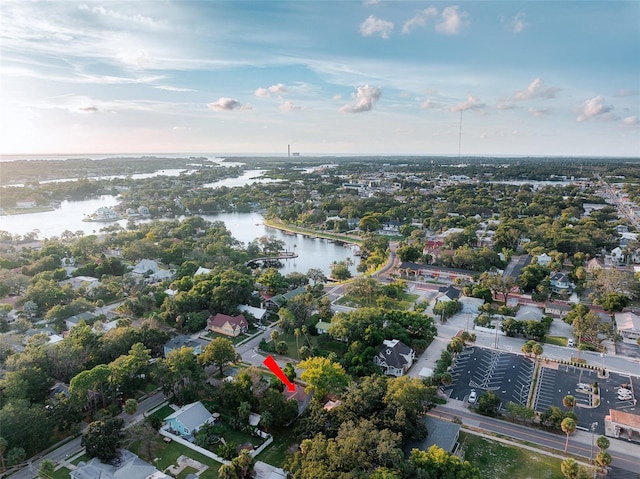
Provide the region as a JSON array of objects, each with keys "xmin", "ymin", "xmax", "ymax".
[
  {"xmin": 9, "ymin": 391, "xmax": 167, "ymax": 479},
  {"xmin": 434, "ymin": 402, "xmax": 640, "ymax": 475}
]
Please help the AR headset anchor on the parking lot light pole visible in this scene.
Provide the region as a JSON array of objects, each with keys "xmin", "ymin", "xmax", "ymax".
[{"xmin": 590, "ymin": 421, "xmax": 598, "ymax": 478}]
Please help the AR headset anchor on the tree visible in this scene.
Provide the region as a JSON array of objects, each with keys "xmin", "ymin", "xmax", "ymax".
[
  {"xmin": 123, "ymin": 420, "xmax": 158, "ymax": 461},
  {"xmin": 198, "ymin": 337, "xmax": 240, "ymax": 377},
  {"xmin": 258, "ymin": 268, "xmax": 288, "ymax": 294},
  {"xmin": 595, "ymin": 450, "xmax": 612, "ymax": 474},
  {"xmin": 298, "ymin": 357, "xmax": 350, "ymax": 396},
  {"xmin": 82, "ymin": 416, "xmax": 124, "ymax": 462},
  {"xmin": 0, "ymin": 437, "xmax": 6, "ymax": 473},
  {"xmin": 562, "ymin": 395, "xmax": 576, "ymax": 411},
  {"xmin": 330, "ymin": 261, "xmax": 352, "ymax": 280},
  {"xmin": 596, "ymin": 435, "xmax": 610, "ymax": 452},
  {"xmin": 480, "ymin": 272, "xmax": 517, "ymax": 304},
  {"xmin": 124, "ymin": 398, "xmax": 138, "ymax": 415},
  {"xmin": 561, "ymin": 417, "xmax": 576, "ymax": 455},
  {"xmin": 38, "ymin": 459, "xmax": 55, "ymax": 479},
  {"xmin": 560, "ymin": 458, "xmax": 580, "ymax": 479},
  {"xmin": 476, "ymin": 391, "xmax": 500, "ymax": 417},
  {"xmin": 154, "ymin": 346, "xmax": 205, "ymax": 401},
  {"xmin": 406, "ymin": 445, "xmax": 481, "ymax": 479},
  {"xmin": 306, "ymin": 268, "xmax": 327, "ymax": 286}
]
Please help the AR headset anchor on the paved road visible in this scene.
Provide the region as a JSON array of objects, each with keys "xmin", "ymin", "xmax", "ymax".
[
  {"xmin": 9, "ymin": 391, "xmax": 167, "ymax": 479},
  {"xmin": 434, "ymin": 401, "xmax": 640, "ymax": 475}
]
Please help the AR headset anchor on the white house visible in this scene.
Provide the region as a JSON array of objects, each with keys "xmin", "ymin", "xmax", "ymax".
[
  {"xmin": 131, "ymin": 259, "xmax": 159, "ymax": 276},
  {"xmin": 536, "ymin": 253, "xmax": 552, "ymax": 267},
  {"xmin": 610, "ymin": 247, "xmax": 625, "ymax": 265},
  {"xmin": 374, "ymin": 339, "xmax": 415, "ymax": 377}
]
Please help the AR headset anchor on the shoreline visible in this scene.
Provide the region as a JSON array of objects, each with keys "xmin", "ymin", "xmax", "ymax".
[
  {"xmin": 262, "ymin": 218, "xmax": 363, "ymax": 245},
  {"xmin": 0, "ymin": 207, "xmax": 55, "ymax": 216}
]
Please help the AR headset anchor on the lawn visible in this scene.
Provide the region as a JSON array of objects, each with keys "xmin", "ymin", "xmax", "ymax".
[
  {"xmin": 256, "ymin": 427, "xmax": 298, "ymax": 467},
  {"xmin": 544, "ymin": 336, "xmax": 568, "ymax": 346},
  {"xmin": 460, "ymin": 431, "xmax": 564, "ymax": 479},
  {"xmin": 204, "ymin": 330, "xmax": 254, "ymax": 345},
  {"xmin": 149, "ymin": 404, "xmax": 175, "ymax": 422},
  {"xmin": 277, "ymin": 332, "xmax": 347, "ymax": 359},
  {"xmin": 335, "ymin": 291, "xmax": 419, "ymax": 310}
]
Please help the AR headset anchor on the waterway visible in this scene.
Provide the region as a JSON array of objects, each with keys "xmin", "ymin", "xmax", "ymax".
[{"xmin": 0, "ymin": 199, "xmax": 356, "ymax": 277}]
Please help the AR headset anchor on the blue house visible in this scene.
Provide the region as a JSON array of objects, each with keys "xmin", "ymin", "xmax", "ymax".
[{"xmin": 164, "ymin": 401, "xmax": 214, "ymax": 440}]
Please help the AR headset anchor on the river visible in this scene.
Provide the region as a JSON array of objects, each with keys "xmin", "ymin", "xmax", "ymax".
[{"xmin": 0, "ymin": 189, "xmax": 357, "ymax": 277}]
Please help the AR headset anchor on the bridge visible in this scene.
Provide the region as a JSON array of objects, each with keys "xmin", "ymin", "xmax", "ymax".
[{"xmin": 245, "ymin": 251, "xmax": 299, "ymax": 268}]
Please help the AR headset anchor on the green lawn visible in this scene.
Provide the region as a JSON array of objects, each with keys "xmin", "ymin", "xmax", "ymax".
[
  {"xmin": 335, "ymin": 292, "xmax": 419, "ymax": 310},
  {"xmin": 544, "ymin": 336, "xmax": 568, "ymax": 346},
  {"xmin": 256, "ymin": 427, "xmax": 298, "ymax": 467},
  {"xmin": 204, "ymin": 331, "xmax": 253, "ymax": 345},
  {"xmin": 277, "ymin": 332, "xmax": 347, "ymax": 359},
  {"xmin": 149, "ymin": 404, "xmax": 175, "ymax": 422},
  {"xmin": 460, "ymin": 431, "xmax": 564, "ymax": 479}
]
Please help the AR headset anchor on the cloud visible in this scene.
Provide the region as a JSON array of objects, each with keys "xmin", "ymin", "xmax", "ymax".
[
  {"xmin": 614, "ymin": 88, "xmax": 637, "ymax": 98},
  {"xmin": 436, "ymin": 6, "xmax": 469, "ymax": 35},
  {"xmin": 496, "ymin": 102, "xmax": 516, "ymax": 110},
  {"xmin": 279, "ymin": 101, "xmax": 301, "ymax": 112},
  {"xmin": 451, "ymin": 96, "xmax": 485, "ymax": 112},
  {"xmin": 620, "ymin": 116, "xmax": 639, "ymax": 129},
  {"xmin": 420, "ymin": 99, "xmax": 439, "ymax": 109},
  {"xmin": 528, "ymin": 107, "xmax": 550, "ymax": 117},
  {"xmin": 77, "ymin": 4, "xmax": 166, "ymax": 29},
  {"xmin": 78, "ymin": 105, "xmax": 100, "ymax": 113},
  {"xmin": 359, "ymin": 15, "xmax": 394, "ymax": 39},
  {"xmin": 402, "ymin": 7, "xmax": 438, "ymax": 34},
  {"xmin": 507, "ymin": 12, "xmax": 527, "ymax": 33},
  {"xmin": 576, "ymin": 96, "xmax": 614, "ymax": 122},
  {"xmin": 513, "ymin": 78, "xmax": 561, "ymax": 100},
  {"xmin": 154, "ymin": 85, "xmax": 196, "ymax": 92},
  {"xmin": 207, "ymin": 98, "xmax": 248, "ymax": 111},
  {"xmin": 363, "ymin": 0, "xmax": 381, "ymax": 5},
  {"xmin": 339, "ymin": 85, "xmax": 382, "ymax": 113},
  {"xmin": 255, "ymin": 83, "xmax": 288, "ymax": 97},
  {"xmin": 117, "ymin": 48, "xmax": 154, "ymax": 68}
]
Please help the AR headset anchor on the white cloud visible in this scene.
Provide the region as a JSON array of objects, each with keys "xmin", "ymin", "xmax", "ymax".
[
  {"xmin": 614, "ymin": 89, "xmax": 637, "ymax": 98},
  {"xmin": 77, "ymin": 105, "xmax": 100, "ymax": 113},
  {"xmin": 620, "ymin": 116, "xmax": 639, "ymax": 128},
  {"xmin": 402, "ymin": 7, "xmax": 438, "ymax": 34},
  {"xmin": 508, "ymin": 12, "xmax": 527, "ymax": 33},
  {"xmin": 420, "ymin": 99, "xmax": 439, "ymax": 109},
  {"xmin": 207, "ymin": 98, "xmax": 247, "ymax": 111},
  {"xmin": 279, "ymin": 101, "xmax": 301, "ymax": 112},
  {"xmin": 359, "ymin": 15, "xmax": 394, "ymax": 39},
  {"xmin": 333, "ymin": 94, "xmax": 343, "ymax": 100},
  {"xmin": 513, "ymin": 78, "xmax": 561, "ymax": 100},
  {"xmin": 496, "ymin": 102, "xmax": 516, "ymax": 110},
  {"xmin": 436, "ymin": 6, "xmax": 469, "ymax": 35},
  {"xmin": 576, "ymin": 96, "xmax": 614, "ymax": 122},
  {"xmin": 528, "ymin": 107, "xmax": 549, "ymax": 117},
  {"xmin": 339, "ymin": 85, "xmax": 382, "ymax": 113},
  {"xmin": 77, "ymin": 4, "xmax": 166, "ymax": 29},
  {"xmin": 255, "ymin": 83, "xmax": 288, "ymax": 97},
  {"xmin": 363, "ymin": 0, "xmax": 381, "ymax": 5},
  {"xmin": 451, "ymin": 96, "xmax": 485, "ymax": 112},
  {"xmin": 117, "ymin": 48, "xmax": 154, "ymax": 68},
  {"xmin": 154, "ymin": 85, "xmax": 196, "ymax": 92}
]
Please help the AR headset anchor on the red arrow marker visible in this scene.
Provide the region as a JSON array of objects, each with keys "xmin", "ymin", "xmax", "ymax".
[{"xmin": 263, "ymin": 355, "xmax": 296, "ymax": 392}]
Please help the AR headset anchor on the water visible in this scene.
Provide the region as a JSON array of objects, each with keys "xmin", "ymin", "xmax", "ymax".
[{"xmin": 0, "ymin": 205, "xmax": 358, "ymax": 277}]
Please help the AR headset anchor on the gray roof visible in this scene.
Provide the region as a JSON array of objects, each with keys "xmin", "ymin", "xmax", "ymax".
[
  {"xmin": 164, "ymin": 335, "xmax": 204, "ymax": 351},
  {"xmin": 165, "ymin": 401, "xmax": 212, "ymax": 432},
  {"xmin": 377, "ymin": 339, "xmax": 413, "ymax": 369},
  {"xmin": 408, "ymin": 416, "xmax": 460, "ymax": 454},
  {"xmin": 71, "ymin": 450, "xmax": 168, "ymax": 479}
]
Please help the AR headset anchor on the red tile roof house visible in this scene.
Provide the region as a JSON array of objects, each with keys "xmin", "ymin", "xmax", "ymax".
[{"xmin": 207, "ymin": 313, "xmax": 249, "ymax": 337}]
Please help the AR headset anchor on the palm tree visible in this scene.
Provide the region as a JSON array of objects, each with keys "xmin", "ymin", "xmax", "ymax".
[
  {"xmin": 560, "ymin": 458, "xmax": 580, "ymax": 479},
  {"xmin": 563, "ymin": 395, "xmax": 576, "ymax": 412},
  {"xmin": 561, "ymin": 417, "xmax": 577, "ymax": 455},
  {"xmin": 294, "ymin": 328, "xmax": 301, "ymax": 359},
  {"xmin": 596, "ymin": 435, "xmax": 610, "ymax": 452},
  {"xmin": 595, "ymin": 450, "xmax": 612, "ymax": 474}
]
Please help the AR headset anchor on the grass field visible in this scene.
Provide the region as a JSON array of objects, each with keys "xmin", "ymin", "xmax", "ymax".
[
  {"xmin": 460, "ymin": 431, "xmax": 564, "ymax": 479},
  {"xmin": 544, "ymin": 335, "xmax": 568, "ymax": 346},
  {"xmin": 256, "ymin": 427, "xmax": 298, "ymax": 467}
]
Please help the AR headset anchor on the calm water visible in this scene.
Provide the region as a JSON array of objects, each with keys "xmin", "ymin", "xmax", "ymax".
[{"xmin": 0, "ymin": 199, "xmax": 357, "ymax": 277}]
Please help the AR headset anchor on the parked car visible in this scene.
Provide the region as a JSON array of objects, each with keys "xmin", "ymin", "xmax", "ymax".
[
  {"xmin": 567, "ymin": 339, "xmax": 574, "ymax": 347},
  {"xmin": 468, "ymin": 390, "xmax": 478, "ymax": 404}
]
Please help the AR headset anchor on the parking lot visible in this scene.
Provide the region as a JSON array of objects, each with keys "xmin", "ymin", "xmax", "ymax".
[
  {"xmin": 533, "ymin": 363, "xmax": 639, "ymax": 434},
  {"xmin": 444, "ymin": 346, "xmax": 535, "ymax": 407}
]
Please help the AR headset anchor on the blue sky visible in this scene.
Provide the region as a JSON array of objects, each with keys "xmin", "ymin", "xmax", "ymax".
[{"xmin": 1, "ymin": 1, "xmax": 638, "ymax": 157}]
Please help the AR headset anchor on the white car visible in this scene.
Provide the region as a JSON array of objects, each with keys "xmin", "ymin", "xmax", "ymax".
[
  {"xmin": 618, "ymin": 390, "xmax": 632, "ymax": 400},
  {"xmin": 468, "ymin": 390, "xmax": 478, "ymax": 404}
]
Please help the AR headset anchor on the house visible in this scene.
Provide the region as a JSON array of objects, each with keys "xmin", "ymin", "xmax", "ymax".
[
  {"xmin": 586, "ymin": 258, "xmax": 604, "ymax": 274},
  {"xmin": 194, "ymin": 266, "xmax": 212, "ymax": 277},
  {"xmin": 163, "ymin": 335, "xmax": 204, "ymax": 357},
  {"xmin": 435, "ymin": 285, "xmax": 461, "ymax": 304},
  {"xmin": 315, "ymin": 321, "xmax": 332, "ymax": 335},
  {"xmin": 15, "ymin": 199, "xmax": 37, "ymax": 209},
  {"xmin": 65, "ymin": 311, "xmax": 97, "ymax": 330},
  {"xmin": 408, "ymin": 416, "xmax": 461, "ymax": 454},
  {"xmin": 604, "ymin": 409, "xmax": 640, "ymax": 442},
  {"xmin": 549, "ymin": 272, "xmax": 572, "ymax": 293},
  {"xmin": 146, "ymin": 268, "xmax": 176, "ymax": 284},
  {"xmin": 544, "ymin": 302, "xmax": 572, "ymax": 318},
  {"xmin": 516, "ymin": 306, "xmax": 544, "ymax": 322},
  {"xmin": 131, "ymin": 259, "xmax": 159, "ymax": 276},
  {"xmin": 536, "ymin": 253, "xmax": 552, "ymax": 267},
  {"xmin": 71, "ymin": 449, "xmax": 169, "ymax": 479},
  {"xmin": 374, "ymin": 339, "xmax": 415, "ymax": 377},
  {"xmin": 610, "ymin": 247, "xmax": 625, "ymax": 265},
  {"xmin": 59, "ymin": 276, "xmax": 100, "ymax": 291},
  {"xmin": 616, "ymin": 312, "xmax": 640, "ymax": 343},
  {"xmin": 238, "ymin": 304, "xmax": 268, "ymax": 322},
  {"xmin": 207, "ymin": 313, "xmax": 249, "ymax": 337},
  {"xmin": 266, "ymin": 286, "xmax": 308, "ymax": 310},
  {"xmin": 164, "ymin": 401, "xmax": 215, "ymax": 440}
]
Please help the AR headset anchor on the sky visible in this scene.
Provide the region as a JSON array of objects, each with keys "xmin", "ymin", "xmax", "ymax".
[{"xmin": 1, "ymin": 1, "xmax": 639, "ymax": 158}]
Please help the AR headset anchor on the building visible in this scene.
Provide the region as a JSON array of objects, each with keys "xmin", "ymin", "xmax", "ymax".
[
  {"xmin": 207, "ymin": 313, "xmax": 249, "ymax": 337},
  {"xmin": 435, "ymin": 285, "xmax": 461, "ymax": 304},
  {"xmin": 616, "ymin": 311, "xmax": 640, "ymax": 343},
  {"xmin": 408, "ymin": 416, "xmax": 461, "ymax": 454},
  {"xmin": 536, "ymin": 253, "xmax": 552, "ymax": 267},
  {"xmin": 315, "ymin": 321, "xmax": 332, "ymax": 335},
  {"xmin": 71, "ymin": 449, "xmax": 169, "ymax": 479},
  {"xmin": 544, "ymin": 302, "xmax": 572, "ymax": 318},
  {"xmin": 65, "ymin": 311, "xmax": 97, "ymax": 331},
  {"xmin": 604, "ymin": 409, "xmax": 640, "ymax": 442},
  {"xmin": 374, "ymin": 339, "xmax": 415, "ymax": 377},
  {"xmin": 549, "ymin": 272, "xmax": 572, "ymax": 293},
  {"xmin": 238, "ymin": 304, "xmax": 268, "ymax": 322},
  {"xmin": 164, "ymin": 401, "xmax": 215, "ymax": 440},
  {"xmin": 163, "ymin": 335, "xmax": 204, "ymax": 357},
  {"xmin": 131, "ymin": 259, "xmax": 160, "ymax": 276}
]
